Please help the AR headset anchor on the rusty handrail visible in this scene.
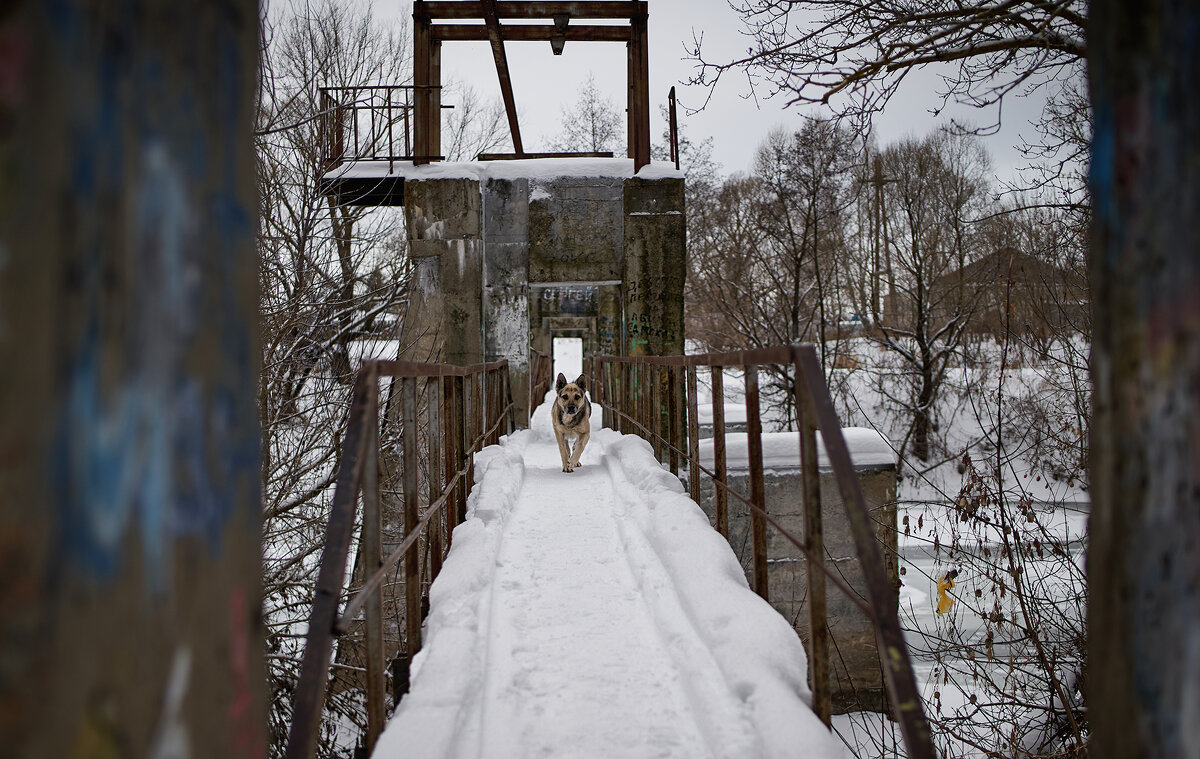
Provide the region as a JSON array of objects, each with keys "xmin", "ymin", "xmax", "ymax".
[
  {"xmin": 284, "ymin": 358, "xmax": 512, "ymax": 759},
  {"xmin": 318, "ymin": 84, "xmax": 446, "ymax": 171},
  {"xmin": 591, "ymin": 345, "xmax": 935, "ymax": 759},
  {"xmin": 529, "ymin": 348, "xmax": 553, "ymax": 416}
]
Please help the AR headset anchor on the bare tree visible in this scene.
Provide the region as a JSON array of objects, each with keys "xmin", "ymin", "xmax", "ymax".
[
  {"xmin": 872, "ymin": 130, "xmax": 993, "ymax": 463},
  {"xmin": 686, "ymin": 118, "xmax": 860, "ymax": 425},
  {"xmin": 687, "ymin": 0, "xmax": 1085, "ymax": 145},
  {"xmin": 256, "ymin": 2, "xmax": 411, "ymax": 755},
  {"xmin": 546, "ymin": 72, "xmax": 622, "ymax": 153},
  {"xmin": 441, "ymin": 81, "xmax": 510, "ymax": 160}
]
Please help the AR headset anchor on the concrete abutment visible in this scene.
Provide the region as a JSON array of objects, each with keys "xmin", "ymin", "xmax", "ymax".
[{"xmin": 397, "ymin": 165, "xmax": 687, "ymax": 424}]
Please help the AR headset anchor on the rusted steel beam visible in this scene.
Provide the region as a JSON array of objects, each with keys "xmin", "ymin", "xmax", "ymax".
[
  {"xmin": 413, "ymin": 4, "xmax": 434, "ymax": 164},
  {"xmin": 792, "ymin": 345, "xmax": 935, "ymax": 759},
  {"xmin": 710, "ymin": 366, "xmax": 728, "ymax": 538},
  {"xmin": 629, "ymin": 8, "xmax": 650, "ymax": 171},
  {"xmin": 431, "ymin": 24, "xmax": 630, "ymax": 42},
  {"xmin": 743, "ymin": 366, "xmax": 769, "ymax": 600},
  {"xmin": 401, "ymin": 378, "xmax": 423, "ymax": 660},
  {"xmin": 285, "ymin": 371, "xmax": 372, "ymax": 759},
  {"xmin": 423, "ymin": 1, "xmax": 646, "ymax": 19},
  {"xmin": 796, "ymin": 379, "xmax": 831, "ymax": 726},
  {"xmin": 481, "ymin": 0, "xmax": 524, "ymax": 155}
]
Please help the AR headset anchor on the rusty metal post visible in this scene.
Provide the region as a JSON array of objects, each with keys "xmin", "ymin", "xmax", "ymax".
[
  {"xmin": 452, "ymin": 374, "xmax": 468, "ymax": 525},
  {"xmin": 442, "ymin": 375, "xmax": 457, "ymax": 550},
  {"xmin": 668, "ymin": 365, "xmax": 680, "ymax": 475},
  {"xmin": 711, "ymin": 366, "xmax": 729, "ymax": 538},
  {"xmin": 651, "ymin": 363, "xmax": 663, "ymax": 460},
  {"xmin": 668, "ymin": 85, "xmax": 680, "ymax": 170},
  {"xmin": 427, "ymin": 377, "xmax": 444, "ymax": 582},
  {"xmin": 503, "ymin": 364, "xmax": 514, "ymax": 436},
  {"xmin": 361, "ymin": 370, "xmax": 386, "ymax": 751},
  {"xmin": 686, "ymin": 365, "xmax": 701, "ymax": 503},
  {"xmin": 744, "ymin": 365, "xmax": 769, "ymax": 600},
  {"xmin": 618, "ymin": 361, "xmax": 628, "ymax": 434},
  {"xmin": 401, "ymin": 378, "xmax": 423, "ymax": 656},
  {"xmin": 474, "ymin": 370, "xmax": 485, "ymax": 451},
  {"xmin": 797, "ymin": 373, "xmax": 830, "ymax": 726}
]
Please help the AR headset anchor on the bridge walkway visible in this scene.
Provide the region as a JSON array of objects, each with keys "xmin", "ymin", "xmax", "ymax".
[{"xmin": 372, "ymin": 398, "xmax": 842, "ymax": 759}]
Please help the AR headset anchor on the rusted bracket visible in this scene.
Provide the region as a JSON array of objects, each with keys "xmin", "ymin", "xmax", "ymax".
[{"xmin": 481, "ymin": 0, "xmax": 524, "ymax": 155}]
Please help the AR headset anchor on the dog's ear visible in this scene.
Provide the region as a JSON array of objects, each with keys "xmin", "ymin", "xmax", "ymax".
[
  {"xmin": 574, "ymin": 374, "xmax": 587, "ymax": 392},
  {"xmin": 555, "ymin": 372, "xmax": 567, "ymax": 391}
]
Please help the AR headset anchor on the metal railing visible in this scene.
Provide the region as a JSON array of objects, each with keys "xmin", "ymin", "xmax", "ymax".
[
  {"xmin": 285, "ymin": 359, "xmax": 513, "ymax": 759},
  {"xmin": 529, "ymin": 347, "xmax": 553, "ymax": 414},
  {"xmin": 590, "ymin": 345, "xmax": 935, "ymax": 759},
  {"xmin": 319, "ymin": 85, "xmax": 441, "ymax": 173}
]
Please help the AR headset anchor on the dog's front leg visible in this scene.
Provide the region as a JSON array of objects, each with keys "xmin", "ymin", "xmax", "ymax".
[
  {"xmin": 557, "ymin": 433, "xmax": 574, "ymax": 472},
  {"xmin": 569, "ymin": 432, "xmax": 589, "ymax": 470}
]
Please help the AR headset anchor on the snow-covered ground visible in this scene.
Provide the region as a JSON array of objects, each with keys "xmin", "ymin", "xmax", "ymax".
[{"xmin": 374, "ymin": 394, "xmax": 844, "ymax": 759}]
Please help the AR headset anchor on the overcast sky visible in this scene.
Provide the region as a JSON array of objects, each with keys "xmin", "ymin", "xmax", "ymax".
[{"xmin": 379, "ymin": 0, "xmax": 1047, "ymax": 182}]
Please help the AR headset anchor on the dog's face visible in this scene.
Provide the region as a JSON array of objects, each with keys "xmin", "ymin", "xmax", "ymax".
[{"xmin": 555, "ymin": 372, "xmax": 587, "ymax": 416}]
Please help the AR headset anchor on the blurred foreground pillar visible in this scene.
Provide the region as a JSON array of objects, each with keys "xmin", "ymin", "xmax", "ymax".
[
  {"xmin": 1089, "ymin": 1, "xmax": 1200, "ymax": 757},
  {"xmin": 0, "ymin": 2, "xmax": 264, "ymax": 757}
]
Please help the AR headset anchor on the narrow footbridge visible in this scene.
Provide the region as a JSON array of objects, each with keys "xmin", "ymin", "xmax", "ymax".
[{"xmin": 284, "ymin": 347, "xmax": 934, "ymax": 759}]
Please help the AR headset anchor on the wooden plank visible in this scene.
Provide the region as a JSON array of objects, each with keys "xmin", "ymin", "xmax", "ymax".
[
  {"xmin": 797, "ymin": 382, "xmax": 830, "ymax": 726},
  {"xmin": 423, "ymin": 1, "xmax": 646, "ymax": 19},
  {"xmin": 686, "ymin": 365, "xmax": 701, "ymax": 503},
  {"xmin": 361, "ymin": 371, "xmax": 385, "ymax": 751},
  {"xmin": 744, "ymin": 365, "xmax": 768, "ymax": 600},
  {"xmin": 480, "ymin": 0, "xmax": 524, "ymax": 155},
  {"xmin": 431, "ymin": 24, "xmax": 631, "ymax": 42},
  {"xmin": 711, "ymin": 367, "xmax": 728, "ymax": 538},
  {"xmin": 401, "ymin": 378, "xmax": 423, "ymax": 658}
]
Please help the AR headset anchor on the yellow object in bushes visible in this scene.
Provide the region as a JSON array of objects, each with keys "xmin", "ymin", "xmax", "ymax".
[{"xmin": 936, "ymin": 570, "xmax": 958, "ymax": 615}]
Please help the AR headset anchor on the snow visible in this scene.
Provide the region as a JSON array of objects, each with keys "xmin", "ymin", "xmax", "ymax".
[
  {"xmin": 374, "ymin": 393, "xmax": 843, "ymax": 759},
  {"xmin": 697, "ymin": 428, "xmax": 898, "ymax": 473},
  {"xmin": 324, "ymin": 157, "xmax": 684, "ymax": 182}
]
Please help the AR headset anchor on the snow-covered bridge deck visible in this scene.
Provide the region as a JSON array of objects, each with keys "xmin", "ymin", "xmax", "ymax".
[{"xmin": 372, "ymin": 400, "xmax": 842, "ymax": 759}]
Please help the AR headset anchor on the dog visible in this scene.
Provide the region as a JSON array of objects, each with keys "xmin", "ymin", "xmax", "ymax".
[{"xmin": 552, "ymin": 372, "xmax": 591, "ymax": 473}]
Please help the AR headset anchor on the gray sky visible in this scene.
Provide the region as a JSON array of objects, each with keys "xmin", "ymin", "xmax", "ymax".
[{"xmin": 380, "ymin": 0, "xmax": 1048, "ymax": 182}]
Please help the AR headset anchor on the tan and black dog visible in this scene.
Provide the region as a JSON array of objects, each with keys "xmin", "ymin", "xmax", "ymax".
[{"xmin": 552, "ymin": 372, "xmax": 591, "ymax": 473}]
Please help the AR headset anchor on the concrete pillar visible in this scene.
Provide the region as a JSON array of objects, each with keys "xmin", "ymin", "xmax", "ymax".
[
  {"xmin": 401, "ymin": 178, "xmax": 484, "ymax": 365},
  {"xmin": 482, "ymin": 178, "xmax": 531, "ymax": 423},
  {"xmin": 701, "ymin": 462, "xmax": 899, "ymax": 713},
  {"xmin": 623, "ymin": 177, "xmax": 686, "ymax": 356},
  {"xmin": 0, "ymin": 3, "xmax": 265, "ymax": 757}
]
